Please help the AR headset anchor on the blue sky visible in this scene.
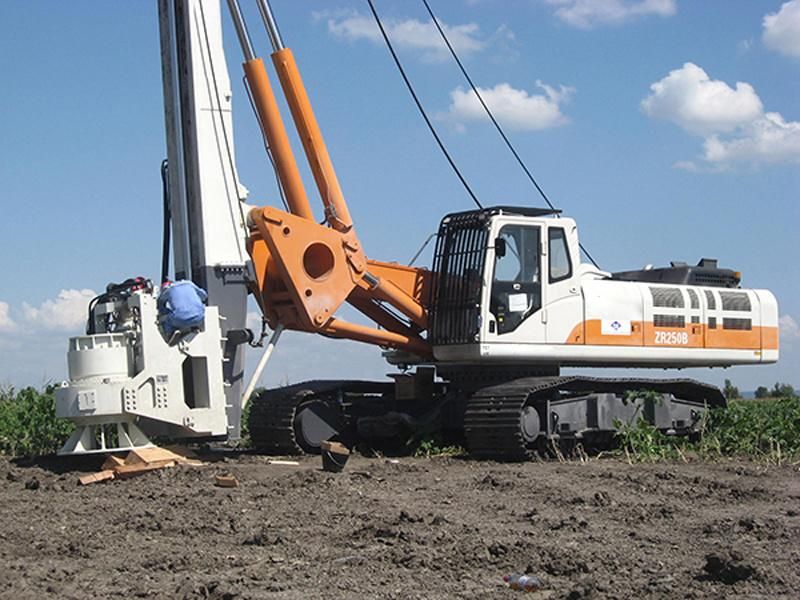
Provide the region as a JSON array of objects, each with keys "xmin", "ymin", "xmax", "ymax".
[{"xmin": 0, "ymin": 0, "xmax": 798, "ymax": 392}]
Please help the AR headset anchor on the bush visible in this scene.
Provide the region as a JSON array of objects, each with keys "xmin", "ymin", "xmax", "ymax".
[
  {"xmin": 700, "ymin": 396, "xmax": 800, "ymax": 460},
  {"xmin": 414, "ymin": 436, "xmax": 465, "ymax": 458},
  {"xmin": 614, "ymin": 416, "xmax": 687, "ymax": 462},
  {"xmin": 616, "ymin": 392, "xmax": 800, "ymax": 463},
  {"xmin": 0, "ymin": 386, "xmax": 74, "ymax": 457}
]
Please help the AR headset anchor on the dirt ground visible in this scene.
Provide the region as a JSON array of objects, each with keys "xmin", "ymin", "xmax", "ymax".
[{"xmin": 0, "ymin": 452, "xmax": 798, "ymax": 600}]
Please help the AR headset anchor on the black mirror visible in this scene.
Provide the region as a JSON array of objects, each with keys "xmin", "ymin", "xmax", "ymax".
[{"xmin": 495, "ymin": 237, "xmax": 506, "ymax": 258}]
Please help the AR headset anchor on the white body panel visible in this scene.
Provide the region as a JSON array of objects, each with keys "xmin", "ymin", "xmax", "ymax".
[{"xmin": 433, "ymin": 213, "xmax": 779, "ymax": 369}]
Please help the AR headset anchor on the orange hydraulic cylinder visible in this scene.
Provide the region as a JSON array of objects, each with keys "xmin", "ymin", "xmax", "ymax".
[
  {"xmin": 365, "ymin": 275, "xmax": 428, "ymax": 330},
  {"xmin": 322, "ymin": 318, "xmax": 431, "ymax": 356},
  {"xmin": 271, "ymin": 48, "xmax": 353, "ymax": 232},
  {"xmin": 348, "ymin": 291, "xmax": 422, "ymax": 337},
  {"xmin": 242, "ymin": 58, "xmax": 314, "ymax": 221}
]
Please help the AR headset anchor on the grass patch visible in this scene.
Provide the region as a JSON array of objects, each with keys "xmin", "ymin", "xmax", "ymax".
[
  {"xmin": 0, "ymin": 386, "xmax": 74, "ymax": 457},
  {"xmin": 699, "ymin": 396, "xmax": 800, "ymax": 462},
  {"xmin": 616, "ymin": 394, "xmax": 800, "ymax": 464},
  {"xmin": 413, "ymin": 435, "xmax": 465, "ymax": 458},
  {"xmin": 615, "ymin": 417, "xmax": 689, "ymax": 463}
]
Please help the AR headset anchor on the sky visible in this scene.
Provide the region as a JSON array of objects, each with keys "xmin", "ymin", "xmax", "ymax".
[{"xmin": 0, "ymin": 0, "xmax": 798, "ymax": 393}]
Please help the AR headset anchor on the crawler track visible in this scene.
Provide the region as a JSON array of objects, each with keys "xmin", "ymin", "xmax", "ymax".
[
  {"xmin": 464, "ymin": 376, "xmax": 725, "ymax": 461},
  {"xmin": 248, "ymin": 380, "xmax": 391, "ymax": 454}
]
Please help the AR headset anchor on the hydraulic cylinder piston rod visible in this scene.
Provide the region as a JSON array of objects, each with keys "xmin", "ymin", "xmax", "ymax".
[
  {"xmin": 225, "ymin": 0, "xmax": 255, "ymax": 61},
  {"xmin": 256, "ymin": 0, "xmax": 285, "ymax": 52},
  {"xmin": 225, "ymin": 0, "xmax": 314, "ymax": 221},
  {"xmin": 252, "ymin": 0, "xmax": 353, "ymax": 232}
]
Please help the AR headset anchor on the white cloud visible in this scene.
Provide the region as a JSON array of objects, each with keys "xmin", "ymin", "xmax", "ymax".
[
  {"xmin": 702, "ymin": 112, "xmax": 800, "ymax": 165},
  {"xmin": 22, "ymin": 289, "xmax": 96, "ymax": 332},
  {"xmin": 444, "ymin": 81, "xmax": 574, "ymax": 131},
  {"xmin": 780, "ymin": 315, "xmax": 800, "ymax": 340},
  {"xmin": 0, "ymin": 301, "xmax": 16, "ymax": 332},
  {"xmin": 641, "ymin": 63, "xmax": 762, "ymax": 136},
  {"xmin": 642, "ymin": 63, "xmax": 800, "ymax": 167},
  {"xmin": 672, "ymin": 160, "xmax": 700, "ymax": 173},
  {"xmin": 318, "ymin": 11, "xmax": 500, "ymax": 62},
  {"xmin": 545, "ymin": 0, "xmax": 676, "ymax": 29},
  {"xmin": 763, "ymin": 0, "xmax": 800, "ymax": 58}
]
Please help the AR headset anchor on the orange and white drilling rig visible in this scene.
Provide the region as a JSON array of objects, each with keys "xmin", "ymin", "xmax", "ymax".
[{"xmin": 55, "ymin": 0, "xmax": 778, "ymax": 460}]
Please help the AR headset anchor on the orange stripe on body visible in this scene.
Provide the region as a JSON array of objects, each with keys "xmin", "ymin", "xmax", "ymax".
[
  {"xmin": 761, "ymin": 327, "xmax": 779, "ymax": 351},
  {"xmin": 566, "ymin": 319, "xmax": 778, "ymax": 351},
  {"xmin": 705, "ymin": 326, "xmax": 760, "ymax": 350}
]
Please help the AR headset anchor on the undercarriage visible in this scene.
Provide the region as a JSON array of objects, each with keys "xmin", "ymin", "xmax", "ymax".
[{"xmin": 248, "ymin": 369, "xmax": 725, "ymax": 461}]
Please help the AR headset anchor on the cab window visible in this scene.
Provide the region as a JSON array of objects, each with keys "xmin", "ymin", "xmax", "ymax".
[{"xmin": 548, "ymin": 227, "xmax": 572, "ymax": 283}]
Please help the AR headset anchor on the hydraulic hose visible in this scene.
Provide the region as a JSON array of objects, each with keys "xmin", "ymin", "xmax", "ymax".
[{"xmin": 160, "ymin": 159, "xmax": 171, "ymax": 284}]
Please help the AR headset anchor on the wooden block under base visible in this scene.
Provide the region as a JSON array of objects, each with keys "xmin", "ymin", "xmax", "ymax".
[
  {"xmin": 101, "ymin": 455, "xmax": 126, "ymax": 470},
  {"xmin": 114, "ymin": 461, "xmax": 176, "ymax": 479},
  {"xmin": 214, "ymin": 473, "xmax": 239, "ymax": 488},
  {"xmin": 125, "ymin": 447, "xmax": 185, "ymax": 465},
  {"xmin": 79, "ymin": 470, "xmax": 116, "ymax": 486},
  {"xmin": 78, "ymin": 446, "xmax": 202, "ymax": 485}
]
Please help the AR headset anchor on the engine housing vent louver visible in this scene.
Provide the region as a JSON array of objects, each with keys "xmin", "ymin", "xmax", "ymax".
[
  {"xmin": 654, "ymin": 314, "xmax": 686, "ymax": 328},
  {"xmin": 723, "ymin": 318, "xmax": 752, "ymax": 331},
  {"xmin": 720, "ymin": 291, "xmax": 751, "ymax": 312},
  {"xmin": 705, "ymin": 290, "xmax": 716, "ymax": 310},
  {"xmin": 687, "ymin": 288, "xmax": 699, "ymax": 309},
  {"xmin": 650, "ymin": 287, "xmax": 684, "ymax": 308}
]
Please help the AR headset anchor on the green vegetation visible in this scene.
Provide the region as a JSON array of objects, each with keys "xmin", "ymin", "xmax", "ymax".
[
  {"xmin": 699, "ymin": 395, "xmax": 800, "ymax": 461},
  {"xmin": 771, "ymin": 382, "xmax": 795, "ymax": 398},
  {"xmin": 754, "ymin": 386, "xmax": 770, "ymax": 399},
  {"xmin": 0, "ymin": 386, "xmax": 74, "ymax": 457},
  {"xmin": 723, "ymin": 379, "xmax": 740, "ymax": 400},
  {"xmin": 615, "ymin": 417, "xmax": 688, "ymax": 462},
  {"xmin": 614, "ymin": 389, "xmax": 688, "ymax": 461},
  {"xmin": 0, "ymin": 381, "xmax": 797, "ymax": 463},
  {"xmin": 616, "ymin": 389, "xmax": 800, "ymax": 464},
  {"xmin": 413, "ymin": 436, "xmax": 465, "ymax": 458}
]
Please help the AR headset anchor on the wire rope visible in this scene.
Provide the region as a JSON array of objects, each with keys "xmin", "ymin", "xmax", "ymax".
[
  {"xmin": 420, "ymin": 0, "xmax": 600, "ymax": 268},
  {"xmin": 366, "ymin": 0, "xmax": 483, "ymax": 210}
]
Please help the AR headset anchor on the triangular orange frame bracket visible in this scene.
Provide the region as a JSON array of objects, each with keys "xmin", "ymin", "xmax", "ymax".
[{"xmin": 250, "ymin": 206, "xmax": 367, "ymax": 331}]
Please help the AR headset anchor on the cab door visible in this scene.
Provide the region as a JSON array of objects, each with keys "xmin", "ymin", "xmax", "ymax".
[{"xmin": 482, "ymin": 220, "xmax": 547, "ymax": 344}]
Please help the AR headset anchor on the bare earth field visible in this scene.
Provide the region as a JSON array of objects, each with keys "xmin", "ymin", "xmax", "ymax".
[{"xmin": 0, "ymin": 453, "xmax": 798, "ymax": 599}]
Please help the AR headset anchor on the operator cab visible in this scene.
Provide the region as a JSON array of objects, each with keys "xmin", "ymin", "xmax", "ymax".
[{"xmin": 429, "ymin": 206, "xmax": 586, "ymax": 359}]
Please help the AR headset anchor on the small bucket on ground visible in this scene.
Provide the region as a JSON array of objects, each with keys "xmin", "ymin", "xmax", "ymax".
[{"xmin": 320, "ymin": 440, "xmax": 350, "ymax": 473}]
